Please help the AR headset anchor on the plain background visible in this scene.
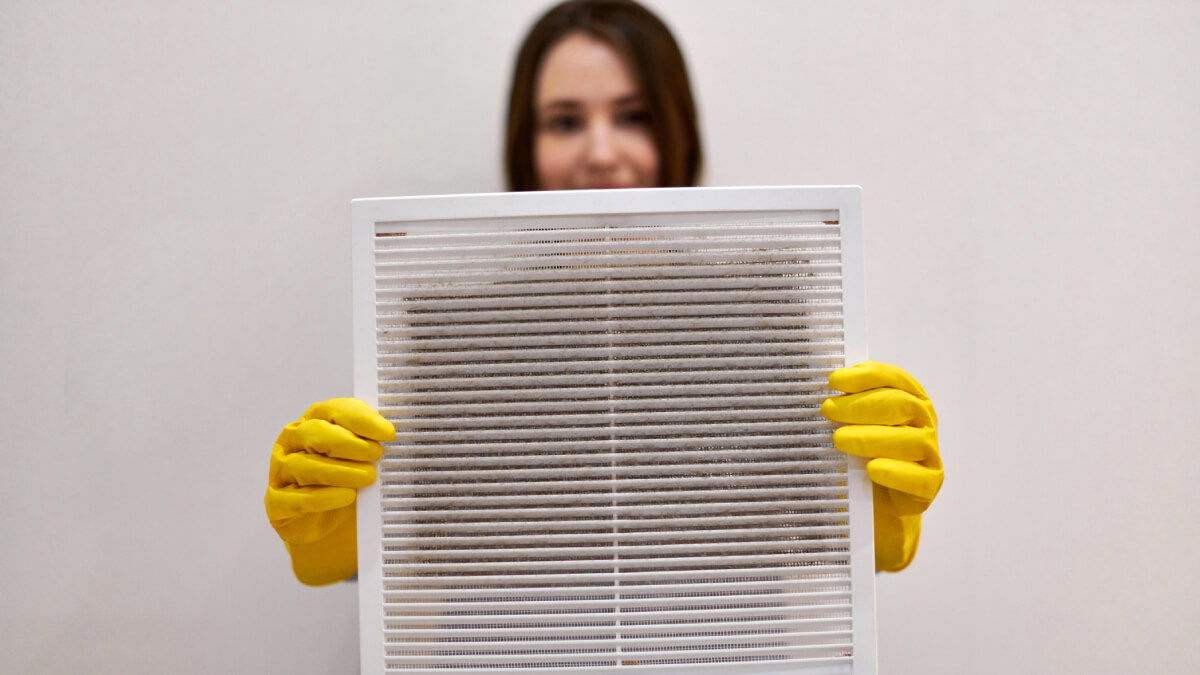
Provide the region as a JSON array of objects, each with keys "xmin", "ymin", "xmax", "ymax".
[{"xmin": 2, "ymin": 0, "xmax": 1198, "ymax": 672}]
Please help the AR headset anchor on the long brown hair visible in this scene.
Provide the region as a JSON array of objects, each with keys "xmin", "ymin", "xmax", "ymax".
[{"xmin": 504, "ymin": 0, "xmax": 702, "ymax": 191}]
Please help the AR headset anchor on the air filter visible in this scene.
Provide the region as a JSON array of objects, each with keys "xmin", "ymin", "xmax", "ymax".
[{"xmin": 353, "ymin": 187, "xmax": 874, "ymax": 674}]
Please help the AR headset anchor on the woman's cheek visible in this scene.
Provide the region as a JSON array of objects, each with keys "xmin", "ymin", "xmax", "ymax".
[
  {"xmin": 621, "ymin": 129, "xmax": 660, "ymax": 187},
  {"xmin": 535, "ymin": 134, "xmax": 575, "ymax": 190}
]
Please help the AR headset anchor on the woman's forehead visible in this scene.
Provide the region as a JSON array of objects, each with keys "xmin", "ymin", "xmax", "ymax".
[{"xmin": 536, "ymin": 32, "xmax": 640, "ymax": 106}]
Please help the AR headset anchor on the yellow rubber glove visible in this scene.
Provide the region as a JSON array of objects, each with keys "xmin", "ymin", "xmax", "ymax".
[
  {"xmin": 265, "ymin": 398, "xmax": 395, "ymax": 586},
  {"xmin": 820, "ymin": 361, "xmax": 943, "ymax": 572}
]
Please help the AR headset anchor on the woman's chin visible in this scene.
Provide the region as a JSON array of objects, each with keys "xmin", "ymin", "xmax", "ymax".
[{"xmin": 579, "ymin": 183, "xmax": 635, "ymax": 190}]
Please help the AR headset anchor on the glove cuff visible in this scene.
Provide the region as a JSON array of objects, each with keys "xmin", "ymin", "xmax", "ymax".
[
  {"xmin": 283, "ymin": 508, "xmax": 360, "ymax": 586},
  {"xmin": 874, "ymin": 511, "xmax": 922, "ymax": 573}
]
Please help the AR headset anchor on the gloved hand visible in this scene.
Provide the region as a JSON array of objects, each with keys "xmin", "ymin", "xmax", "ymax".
[
  {"xmin": 265, "ymin": 398, "xmax": 395, "ymax": 586},
  {"xmin": 820, "ymin": 361, "xmax": 943, "ymax": 572}
]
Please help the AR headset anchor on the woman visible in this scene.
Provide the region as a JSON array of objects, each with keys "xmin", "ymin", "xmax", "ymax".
[
  {"xmin": 504, "ymin": 0, "xmax": 701, "ymax": 191},
  {"xmin": 265, "ymin": 0, "xmax": 943, "ymax": 586}
]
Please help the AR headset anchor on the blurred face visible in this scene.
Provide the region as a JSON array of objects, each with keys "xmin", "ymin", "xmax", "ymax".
[{"xmin": 534, "ymin": 32, "xmax": 660, "ymax": 190}]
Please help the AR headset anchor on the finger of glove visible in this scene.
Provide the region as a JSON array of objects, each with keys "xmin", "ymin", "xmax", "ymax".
[
  {"xmin": 873, "ymin": 483, "xmax": 935, "ymax": 518},
  {"xmin": 828, "ymin": 361, "xmax": 929, "ymax": 399},
  {"xmin": 821, "ymin": 388, "xmax": 934, "ymax": 427},
  {"xmin": 272, "ymin": 504, "xmax": 354, "ymax": 546},
  {"xmin": 886, "ymin": 490, "xmax": 935, "ymax": 517},
  {"xmin": 866, "ymin": 458, "xmax": 943, "ymax": 502},
  {"xmin": 832, "ymin": 425, "xmax": 937, "ymax": 463},
  {"xmin": 277, "ymin": 451, "xmax": 377, "ymax": 489},
  {"xmin": 303, "ymin": 398, "xmax": 396, "ymax": 442},
  {"xmin": 265, "ymin": 484, "xmax": 356, "ymax": 522},
  {"xmin": 280, "ymin": 418, "xmax": 385, "ymax": 462}
]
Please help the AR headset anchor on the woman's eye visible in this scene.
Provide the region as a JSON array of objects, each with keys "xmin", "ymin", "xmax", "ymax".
[
  {"xmin": 544, "ymin": 115, "xmax": 582, "ymax": 133},
  {"xmin": 616, "ymin": 109, "xmax": 649, "ymax": 127}
]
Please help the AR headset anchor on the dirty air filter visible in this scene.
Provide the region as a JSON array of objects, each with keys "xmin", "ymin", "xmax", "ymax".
[{"xmin": 352, "ymin": 187, "xmax": 874, "ymax": 675}]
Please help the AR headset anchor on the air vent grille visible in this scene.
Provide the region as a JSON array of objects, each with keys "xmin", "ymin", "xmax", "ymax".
[{"xmin": 364, "ymin": 216, "xmax": 860, "ymax": 673}]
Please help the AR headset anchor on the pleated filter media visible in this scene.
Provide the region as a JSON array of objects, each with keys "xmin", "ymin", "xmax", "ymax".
[{"xmin": 352, "ymin": 187, "xmax": 874, "ymax": 675}]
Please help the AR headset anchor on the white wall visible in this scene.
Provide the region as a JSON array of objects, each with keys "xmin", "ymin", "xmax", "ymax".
[{"xmin": 2, "ymin": 0, "xmax": 1197, "ymax": 672}]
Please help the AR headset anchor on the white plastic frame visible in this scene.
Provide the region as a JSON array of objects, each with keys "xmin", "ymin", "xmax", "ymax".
[{"xmin": 352, "ymin": 186, "xmax": 874, "ymax": 675}]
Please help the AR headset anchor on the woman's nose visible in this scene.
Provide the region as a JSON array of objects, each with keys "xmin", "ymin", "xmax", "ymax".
[{"xmin": 584, "ymin": 121, "xmax": 619, "ymax": 168}]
